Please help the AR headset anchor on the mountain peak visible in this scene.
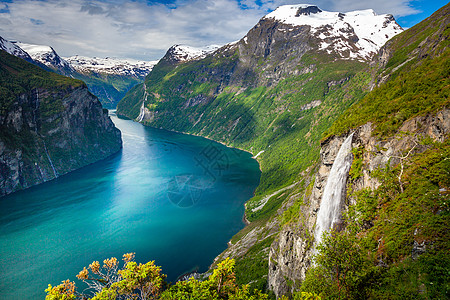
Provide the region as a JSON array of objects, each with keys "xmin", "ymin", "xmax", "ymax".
[
  {"xmin": 0, "ymin": 36, "xmax": 33, "ymax": 62},
  {"xmin": 263, "ymin": 5, "xmax": 403, "ymax": 60},
  {"xmin": 167, "ymin": 44, "xmax": 221, "ymax": 62},
  {"xmin": 17, "ymin": 42, "xmax": 72, "ymax": 70}
]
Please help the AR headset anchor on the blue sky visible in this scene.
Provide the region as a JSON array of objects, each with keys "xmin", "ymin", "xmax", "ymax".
[{"xmin": 0, "ymin": 0, "xmax": 447, "ymax": 60}]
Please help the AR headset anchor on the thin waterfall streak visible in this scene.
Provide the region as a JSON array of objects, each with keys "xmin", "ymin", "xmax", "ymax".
[
  {"xmin": 42, "ymin": 141, "xmax": 58, "ymax": 178},
  {"xmin": 314, "ymin": 133, "xmax": 354, "ymax": 251},
  {"xmin": 136, "ymin": 83, "xmax": 148, "ymax": 122},
  {"xmin": 34, "ymin": 90, "xmax": 39, "ymax": 133}
]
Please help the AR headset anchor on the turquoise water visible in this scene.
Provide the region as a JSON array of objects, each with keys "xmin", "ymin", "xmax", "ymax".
[{"xmin": 0, "ymin": 113, "xmax": 260, "ymax": 299}]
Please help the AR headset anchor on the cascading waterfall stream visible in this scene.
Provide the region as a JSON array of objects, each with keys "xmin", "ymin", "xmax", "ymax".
[
  {"xmin": 136, "ymin": 83, "xmax": 148, "ymax": 122},
  {"xmin": 314, "ymin": 133, "xmax": 354, "ymax": 250}
]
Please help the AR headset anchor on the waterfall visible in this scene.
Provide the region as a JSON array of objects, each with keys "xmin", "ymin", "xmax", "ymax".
[
  {"xmin": 314, "ymin": 133, "xmax": 354, "ymax": 248},
  {"xmin": 42, "ymin": 141, "xmax": 58, "ymax": 178},
  {"xmin": 33, "ymin": 90, "xmax": 39, "ymax": 133},
  {"xmin": 137, "ymin": 101, "xmax": 145, "ymax": 122},
  {"xmin": 136, "ymin": 83, "xmax": 148, "ymax": 122}
]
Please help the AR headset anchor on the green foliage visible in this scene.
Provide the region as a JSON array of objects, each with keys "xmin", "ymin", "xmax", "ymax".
[
  {"xmin": 233, "ymin": 237, "xmax": 275, "ymax": 292},
  {"xmin": 45, "ymin": 280, "xmax": 77, "ymax": 300},
  {"xmin": 112, "ymin": 260, "xmax": 165, "ymax": 299},
  {"xmin": 325, "ymin": 49, "xmax": 450, "ymax": 140},
  {"xmin": 280, "ymin": 179, "xmax": 314, "ymax": 225},
  {"xmin": 349, "ymin": 146, "xmax": 364, "ymax": 180},
  {"xmin": 46, "ymin": 256, "xmax": 269, "ymax": 300},
  {"xmin": 0, "ymin": 50, "xmax": 84, "ymax": 114},
  {"xmin": 302, "ymin": 231, "xmax": 371, "ymax": 300},
  {"xmin": 280, "ymin": 197, "xmax": 304, "ymax": 225}
]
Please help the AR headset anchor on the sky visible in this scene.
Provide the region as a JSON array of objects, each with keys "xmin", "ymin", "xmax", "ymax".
[{"xmin": 0, "ymin": 0, "xmax": 448, "ymax": 61}]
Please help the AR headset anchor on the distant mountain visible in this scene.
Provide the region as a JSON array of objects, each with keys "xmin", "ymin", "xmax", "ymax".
[
  {"xmin": 65, "ymin": 55, "xmax": 158, "ymax": 78},
  {"xmin": 263, "ymin": 4, "xmax": 402, "ymax": 60},
  {"xmin": 65, "ymin": 55, "xmax": 158, "ymax": 108},
  {"xmin": 0, "ymin": 37, "xmax": 158, "ymax": 108},
  {"xmin": 17, "ymin": 42, "xmax": 73, "ymax": 74}
]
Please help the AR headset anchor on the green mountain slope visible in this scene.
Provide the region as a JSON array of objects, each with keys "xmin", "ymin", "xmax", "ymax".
[{"xmin": 325, "ymin": 3, "xmax": 450, "ymax": 139}]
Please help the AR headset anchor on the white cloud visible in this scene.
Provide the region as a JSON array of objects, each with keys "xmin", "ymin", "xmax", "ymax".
[{"xmin": 0, "ymin": 0, "xmax": 421, "ymax": 60}]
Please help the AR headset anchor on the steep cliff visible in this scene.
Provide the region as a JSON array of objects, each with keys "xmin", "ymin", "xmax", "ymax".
[{"xmin": 0, "ymin": 50, "xmax": 122, "ymax": 196}]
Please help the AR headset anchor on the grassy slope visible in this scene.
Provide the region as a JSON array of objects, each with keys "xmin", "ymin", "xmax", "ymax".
[{"xmin": 0, "ymin": 50, "xmax": 84, "ymax": 114}]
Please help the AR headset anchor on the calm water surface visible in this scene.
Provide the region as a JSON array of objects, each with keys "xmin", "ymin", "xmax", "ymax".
[{"xmin": 0, "ymin": 113, "xmax": 260, "ymax": 299}]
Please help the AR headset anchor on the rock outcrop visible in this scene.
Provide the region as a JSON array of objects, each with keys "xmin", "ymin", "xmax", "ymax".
[{"xmin": 0, "ymin": 50, "xmax": 122, "ymax": 196}]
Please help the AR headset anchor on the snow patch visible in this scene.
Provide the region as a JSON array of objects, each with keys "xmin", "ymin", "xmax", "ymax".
[
  {"xmin": 264, "ymin": 4, "xmax": 403, "ymax": 60},
  {"xmin": 17, "ymin": 42, "xmax": 71, "ymax": 69},
  {"xmin": 0, "ymin": 36, "xmax": 32, "ymax": 60},
  {"xmin": 65, "ymin": 55, "xmax": 158, "ymax": 77},
  {"xmin": 170, "ymin": 44, "xmax": 221, "ymax": 61}
]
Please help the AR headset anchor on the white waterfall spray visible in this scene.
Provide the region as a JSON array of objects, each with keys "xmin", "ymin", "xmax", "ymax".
[
  {"xmin": 136, "ymin": 83, "xmax": 148, "ymax": 122},
  {"xmin": 314, "ymin": 133, "xmax": 354, "ymax": 249}
]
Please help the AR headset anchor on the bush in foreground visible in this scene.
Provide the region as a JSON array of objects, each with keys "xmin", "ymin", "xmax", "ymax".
[{"xmin": 45, "ymin": 256, "xmax": 269, "ymax": 300}]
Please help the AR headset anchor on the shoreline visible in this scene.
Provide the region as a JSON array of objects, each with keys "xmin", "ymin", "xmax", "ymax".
[{"xmin": 118, "ymin": 109, "xmax": 262, "ymax": 169}]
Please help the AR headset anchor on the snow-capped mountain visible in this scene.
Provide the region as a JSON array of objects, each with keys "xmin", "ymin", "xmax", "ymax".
[
  {"xmin": 0, "ymin": 36, "xmax": 33, "ymax": 62},
  {"xmin": 1, "ymin": 37, "xmax": 158, "ymax": 79},
  {"xmin": 167, "ymin": 44, "xmax": 221, "ymax": 62},
  {"xmin": 263, "ymin": 4, "xmax": 403, "ymax": 60},
  {"xmin": 17, "ymin": 42, "xmax": 72, "ymax": 71},
  {"xmin": 65, "ymin": 56, "xmax": 158, "ymax": 78},
  {"xmin": 0, "ymin": 36, "xmax": 159, "ymax": 108}
]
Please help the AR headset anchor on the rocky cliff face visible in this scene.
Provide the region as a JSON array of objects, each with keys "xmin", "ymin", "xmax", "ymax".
[{"xmin": 0, "ymin": 50, "xmax": 122, "ymax": 196}]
